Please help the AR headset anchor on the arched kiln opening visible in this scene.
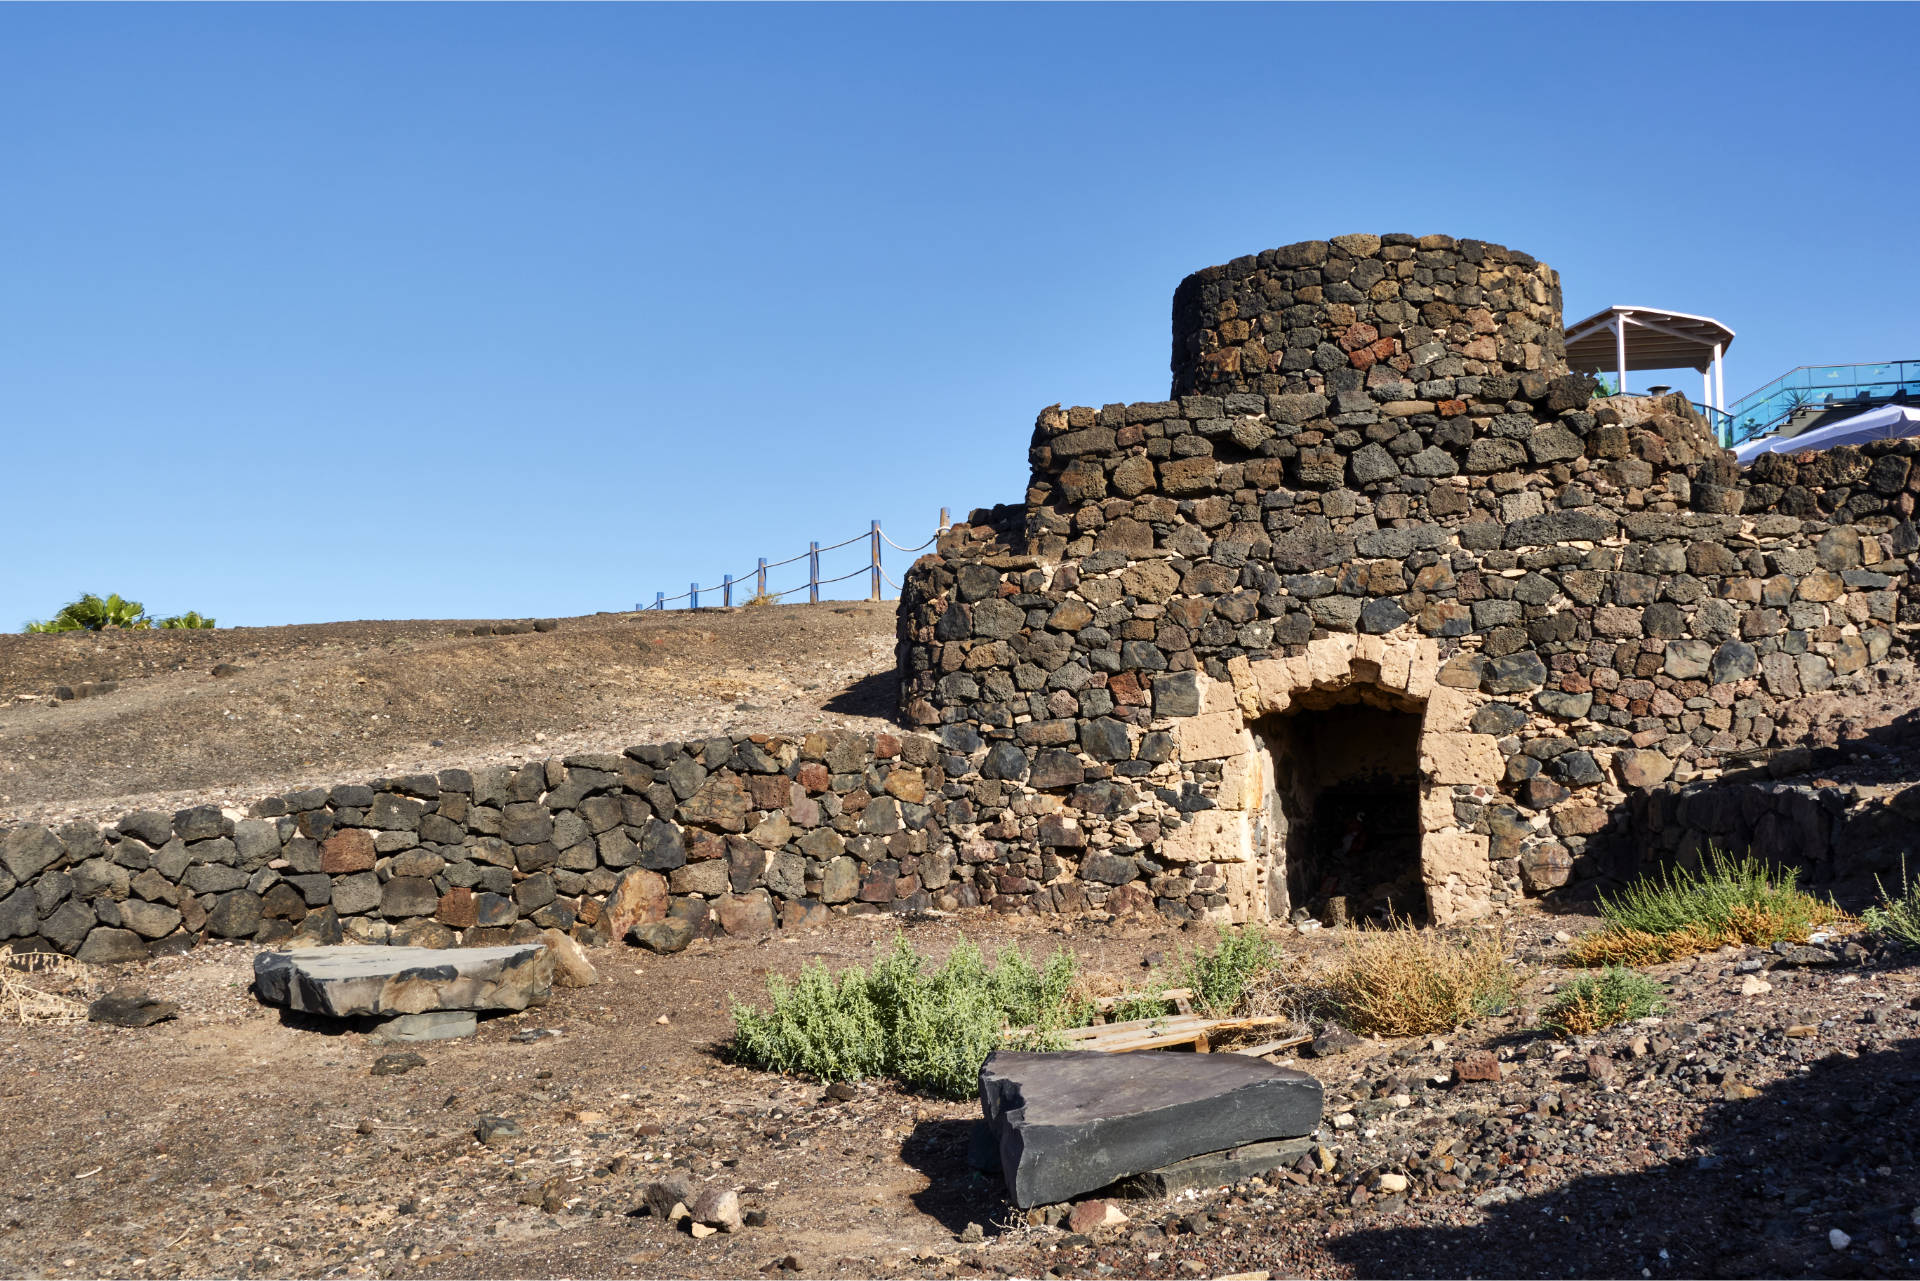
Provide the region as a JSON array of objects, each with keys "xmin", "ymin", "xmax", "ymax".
[{"xmin": 1254, "ymin": 687, "xmax": 1426, "ymax": 925}]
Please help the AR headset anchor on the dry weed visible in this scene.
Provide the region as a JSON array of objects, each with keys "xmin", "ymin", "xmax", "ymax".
[
  {"xmin": 1325, "ymin": 918, "xmax": 1518, "ymax": 1037},
  {"xmin": 0, "ymin": 952, "xmax": 95, "ymax": 1025}
]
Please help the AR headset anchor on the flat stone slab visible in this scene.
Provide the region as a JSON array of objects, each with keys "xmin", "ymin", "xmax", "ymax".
[
  {"xmin": 1107, "ymin": 1136, "xmax": 1316, "ymax": 1199},
  {"xmin": 979, "ymin": 1050, "xmax": 1324, "ymax": 1207},
  {"xmin": 369, "ymin": 1010, "xmax": 479, "ymax": 1044},
  {"xmin": 253, "ymin": 945, "xmax": 552, "ymax": 1018}
]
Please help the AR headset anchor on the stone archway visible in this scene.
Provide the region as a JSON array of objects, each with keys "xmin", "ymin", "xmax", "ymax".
[{"xmin": 1159, "ymin": 635, "xmax": 1502, "ymax": 925}]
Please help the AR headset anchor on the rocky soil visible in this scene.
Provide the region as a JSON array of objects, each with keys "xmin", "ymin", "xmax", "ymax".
[
  {"xmin": 1, "ymin": 908, "xmax": 1914, "ymax": 1280},
  {"xmin": 0, "ymin": 603, "xmax": 899, "ymax": 829}
]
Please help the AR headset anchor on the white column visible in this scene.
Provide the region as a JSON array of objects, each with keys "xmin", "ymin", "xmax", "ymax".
[
  {"xmin": 1715, "ymin": 345, "xmax": 1727, "ymax": 412},
  {"xmin": 1703, "ymin": 368, "xmax": 1713, "ymax": 408},
  {"xmin": 1615, "ymin": 314, "xmax": 1628, "ymax": 395}
]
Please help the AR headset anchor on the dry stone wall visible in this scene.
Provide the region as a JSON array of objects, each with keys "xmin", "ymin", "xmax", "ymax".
[
  {"xmin": 897, "ymin": 235, "xmax": 1920, "ymax": 924},
  {"xmin": 6, "ymin": 234, "xmax": 1917, "ymax": 955},
  {"xmin": 0, "ymin": 731, "xmax": 974, "ymax": 962}
]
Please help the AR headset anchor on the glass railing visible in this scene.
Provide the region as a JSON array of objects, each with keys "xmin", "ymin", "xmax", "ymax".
[
  {"xmin": 1724, "ymin": 361, "xmax": 1920, "ymax": 446},
  {"xmin": 1691, "ymin": 402, "xmax": 1733, "ymax": 441}
]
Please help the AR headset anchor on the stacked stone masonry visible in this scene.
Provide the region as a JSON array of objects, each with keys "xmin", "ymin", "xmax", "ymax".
[
  {"xmin": 0, "ymin": 732, "xmax": 985, "ymax": 962},
  {"xmin": 896, "ymin": 234, "xmax": 1920, "ymax": 923},
  {"xmin": 6, "ymin": 234, "xmax": 1918, "ymax": 956}
]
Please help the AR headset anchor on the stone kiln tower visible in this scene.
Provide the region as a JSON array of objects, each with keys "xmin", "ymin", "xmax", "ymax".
[{"xmin": 898, "ymin": 235, "xmax": 1916, "ymax": 925}]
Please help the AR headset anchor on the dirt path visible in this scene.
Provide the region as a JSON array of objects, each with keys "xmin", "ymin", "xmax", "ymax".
[{"xmin": 5, "ymin": 908, "xmax": 1913, "ymax": 1280}]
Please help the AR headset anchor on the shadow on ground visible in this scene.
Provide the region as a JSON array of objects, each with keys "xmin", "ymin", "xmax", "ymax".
[
  {"xmin": 902, "ymin": 1117, "xmax": 1016, "ymax": 1237},
  {"xmin": 1326, "ymin": 1034, "xmax": 1920, "ymax": 1279},
  {"xmin": 823, "ymin": 669, "xmax": 902, "ymax": 721}
]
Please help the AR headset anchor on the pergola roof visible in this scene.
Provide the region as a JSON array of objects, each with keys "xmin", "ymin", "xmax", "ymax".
[{"xmin": 1564, "ymin": 306, "xmax": 1736, "ymax": 374}]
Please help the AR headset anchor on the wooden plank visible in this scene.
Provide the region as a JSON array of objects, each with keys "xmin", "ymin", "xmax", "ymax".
[
  {"xmin": 1060, "ymin": 1014, "xmax": 1211, "ymax": 1042},
  {"xmin": 1015, "ymin": 1013, "xmax": 1299, "ymax": 1056},
  {"xmin": 1229, "ymin": 1033, "xmax": 1312, "ymax": 1058}
]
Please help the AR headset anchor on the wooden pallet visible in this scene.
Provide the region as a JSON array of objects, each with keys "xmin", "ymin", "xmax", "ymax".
[{"xmin": 1057, "ymin": 1013, "xmax": 1307, "ymax": 1056}]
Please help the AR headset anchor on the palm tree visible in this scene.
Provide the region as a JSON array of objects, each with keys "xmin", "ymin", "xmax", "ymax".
[{"xmin": 25, "ymin": 593, "xmax": 152, "ymax": 632}]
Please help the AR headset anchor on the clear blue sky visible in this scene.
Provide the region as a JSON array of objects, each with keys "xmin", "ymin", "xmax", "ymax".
[{"xmin": 6, "ymin": 4, "xmax": 1917, "ymax": 628}]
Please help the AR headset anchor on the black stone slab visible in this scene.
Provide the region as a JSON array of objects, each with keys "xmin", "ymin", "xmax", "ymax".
[
  {"xmin": 1107, "ymin": 1137, "xmax": 1316, "ymax": 1198},
  {"xmin": 978, "ymin": 1050, "xmax": 1323, "ymax": 1207}
]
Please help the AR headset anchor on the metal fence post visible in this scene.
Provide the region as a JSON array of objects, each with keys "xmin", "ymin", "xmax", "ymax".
[
  {"xmin": 757, "ymin": 558, "xmax": 767, "ymax": 599},
  {"xmin": 869, "ymin": 520, "xmax": 882, "ymax": 601},
  {"xmin": 654, "ymin": 592, "xmax": 664, "ymax": 610},
  {"xmin": 809, "ymin": 542, "xmax": 820, "ymax": 604},
  {"xmin": 691, "ymin": 582, "xmax": 698, "ymax": 610},
  {"xmin": 723, "ymin": 573, "xmax": 733, "ymax": 607}
]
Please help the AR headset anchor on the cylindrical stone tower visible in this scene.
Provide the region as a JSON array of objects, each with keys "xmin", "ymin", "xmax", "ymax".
[{"xmin": 1169, "ymin": 234, "xmax": 1565, "ymax": 400}]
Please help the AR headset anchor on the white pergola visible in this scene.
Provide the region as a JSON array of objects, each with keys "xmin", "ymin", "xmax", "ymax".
[{"xmin": 1563, "ymin": 305, "xmax": 1735, "ymax": 410}]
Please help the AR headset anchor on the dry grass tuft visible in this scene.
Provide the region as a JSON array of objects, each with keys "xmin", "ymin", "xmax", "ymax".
[
  {"xmin": 1324, "ymin": 916, "xmax": 1519, "ymax": 1037},
  {"xmin": 0, "ymin": 952, "xmax": 94, "ymax": 1025}
]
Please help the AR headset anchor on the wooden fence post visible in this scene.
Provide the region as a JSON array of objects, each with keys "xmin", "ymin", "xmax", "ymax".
[
  {"xmin": 809, "ymin": 542, "xmax": 820, "ymax": 604},
  {"xmin": 757, "ymin": 558, "xmax": 768, "ymax": 599},
  {"xmin": 939, "ymin": 506, "xmax": 950, "ymax": 532},
  {"xmin": 870, "ymin": 521, "xmax": 882, "ymax": 601},
  {"xmin": 723, "ymin": 574, "xmax": 733, "ymax": 607}
]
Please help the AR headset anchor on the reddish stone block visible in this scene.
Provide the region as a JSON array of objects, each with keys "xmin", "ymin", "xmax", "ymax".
[
  {"xmin": 1454, "ymin": 1050, "xmax": 1504, "ymax": 1084},
  {"xmin": 795, "ymin": 761, "xmax": 831, "ymax": 793},
  {"xmin": 1338, "ymin": 321, "xmax": 1379, "ymax": 353},
  {"xmin": 320, "ymin": 829, "xmax": 376, "ymax": 875},
  {"xmin": 873, "ymin": 733, "xmax": 901, "ymax": 760},
  {"xmin": 748, "ymin": 775, "xmax": 792, "ymax": 810},
  {"xmin": 603, "ymin": 868, "xmax": 668, "ymax": 939},
  {"xmin": 436, "ymin": 887, "xmax": 477, "ymax": 929}
]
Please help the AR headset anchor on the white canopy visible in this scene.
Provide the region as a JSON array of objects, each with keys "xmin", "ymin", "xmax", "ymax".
[
  {"xmin": 1733, "ymin": 404, "xmax": 1920, "ymax": 463},
  {"xmin": 1564, "ymin": 305, "xmax": 1735, "ymax": 411}
]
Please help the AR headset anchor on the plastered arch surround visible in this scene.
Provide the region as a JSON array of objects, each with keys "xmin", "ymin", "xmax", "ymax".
[{"xmin": 1157, "ymin": 634, "xmax": 1503, "ymax": 926}]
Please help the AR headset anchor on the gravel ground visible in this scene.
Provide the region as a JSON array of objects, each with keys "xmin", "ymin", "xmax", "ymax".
[{"xmin": 3, "ymin": 909, "xmax": 1915, "ymax": 1281}]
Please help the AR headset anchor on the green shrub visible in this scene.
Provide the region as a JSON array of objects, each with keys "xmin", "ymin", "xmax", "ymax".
[
  {"xmin": 729, "ymin": 936, "xmax": 1088, "ymax": 1099},
  {"xmin": 24, "ymin": 593, "xmax": 215, "ymax": 633},
  {"xmin": 1178, "ymin": 925, "xmax": 1279, "ymax": 1016},
  {"xmin": 1107, "ymin": 995, "xmax": 1175, "ymax": 1022},
  {"xmin": 1570, "ymin": 847, "xmax": 1843, "ymax": 965},
  {"xmin": 1864, "ymin": 857, "xmax": 1920, "ymax": 949},
  {"xmin": 1541, "ymin": 966, "xmax": 1666, "ymax": 1037}
]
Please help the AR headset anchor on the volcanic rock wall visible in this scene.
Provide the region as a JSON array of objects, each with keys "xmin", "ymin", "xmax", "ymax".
[
  {"xmin": 6, "ymin": 234, "xmax": 1918, "ymax": 959},
  {"xmin": 897, "ymin": 235, "xmax": 1920, "ymax": 924},
  {"xmin": 0, "ymin": 731, "xmax": 970, "ymax": 962}
]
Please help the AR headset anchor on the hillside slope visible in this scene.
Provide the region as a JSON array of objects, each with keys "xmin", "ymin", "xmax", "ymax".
[{"xmin": 0, "ymin": 602, "xmax": 899, "ymax": 826}]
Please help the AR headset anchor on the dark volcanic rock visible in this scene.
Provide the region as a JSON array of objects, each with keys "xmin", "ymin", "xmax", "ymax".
[
  {"xmin": 87, "ymin": 988, "xmax": 179, "ymax": 1027},
  {"xmin": 978, "ymin": 1049, "xmax": 1323, "ymax": 1207}
]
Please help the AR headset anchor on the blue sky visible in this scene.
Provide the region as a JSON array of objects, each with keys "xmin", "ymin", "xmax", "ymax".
[{"xmin": 5, "ymin": 3, "xmax": 1917, "ymax": 628}]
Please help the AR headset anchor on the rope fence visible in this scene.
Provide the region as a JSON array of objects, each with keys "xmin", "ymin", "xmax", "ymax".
[{"xmin": 638, "ymin": 509, "xmax": 949, "ymax": 611}]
